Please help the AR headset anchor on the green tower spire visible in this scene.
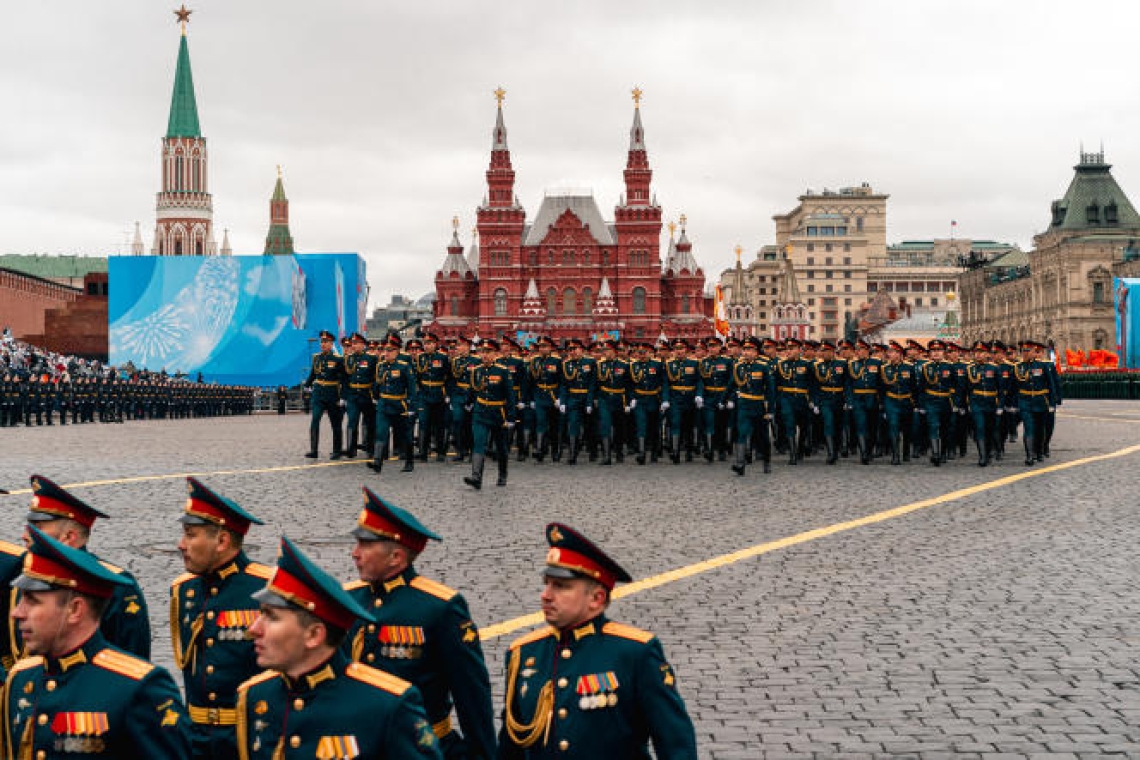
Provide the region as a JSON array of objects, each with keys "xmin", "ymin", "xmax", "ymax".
[
  {"xmin": 166, "ymin": 29, "xmax": 201, "ymax": 138},
  {"xmin": 265, "ymin": 167, "xmax": 295, "ymax": 255}
]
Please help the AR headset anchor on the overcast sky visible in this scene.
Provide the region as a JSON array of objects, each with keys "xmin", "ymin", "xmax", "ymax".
[{"xmin": 3, "ymin": 1, "xmax": 1139, "ymax": 308}]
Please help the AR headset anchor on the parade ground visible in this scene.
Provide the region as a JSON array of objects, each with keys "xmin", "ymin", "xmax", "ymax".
[{"xmin": 3, "ymin": 400, "xmax": 1139, "ymax": 758}]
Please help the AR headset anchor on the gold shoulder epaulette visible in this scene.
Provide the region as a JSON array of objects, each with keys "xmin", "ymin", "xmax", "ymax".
[
  {"xmin": 98, "ymin": 560, "xmax": 124, "ymax": 575},
  {"xmin": 342, "ymin": 580, "xmax": 368, "ymax": 591},
  {"xmin": 244, "ymin": 563, "xmax": 273, "ymax": 580},
  {"xmin": 509, "ymin": 626, "xmax": 556, "ymax": 650},
  {"xmin": 237, "ymin": 669, "xmax": 280, "ymax": 693},
  {"xmin": 171, "ymin": 572, "xmax": 196, "ymax": 588},
  {"xmin": 93, "ymin": 649, "xmax": 154, "ymax": 681},
  {"xmin": 346, "ymin": 662, "xmax": 412, "ymax": 696},
  {"xmin": 9, "ymin": 656, "xmax": 44, "ymax": 676},
  {"xmin": 409, "ymin": 576, "xmax": 457, "ymax": 601},
  {"xmin": 602, "ymin": 621, "xmax": 655, "ymax": 644},
  {"xmin": 0, "ymin": 540, "xmax": 23, "ymax": 557}
]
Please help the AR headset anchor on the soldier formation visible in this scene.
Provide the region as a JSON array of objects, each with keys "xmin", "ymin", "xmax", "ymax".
[
  {"xmin": 0, "ymin": 475, "xmax": 695, "ymax": 759},
  {"xmin": 304, "ymin": 330, "xmax": 1064, "ymax": 484}
]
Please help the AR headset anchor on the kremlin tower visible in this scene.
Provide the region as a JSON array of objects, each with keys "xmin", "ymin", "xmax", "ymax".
[
  {"xmin": 264, "ymin": 167, "xmax": 295, "ymax": 255},
  {"xmin": 150, "ymin": 5, "xmax": 216, "ymax": 256}
]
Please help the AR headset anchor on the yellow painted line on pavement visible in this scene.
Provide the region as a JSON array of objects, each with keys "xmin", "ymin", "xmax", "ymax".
[
  {"xmin": 480, "ymin": 442, "xmax": 1140, "ymax": 641},
  {"xmin": 0, "ymin": 460, "xmax": 369, "ymax": 496},
  {"xmin": 1058, "ymin": 413, "xmax": 1140, "ymax": 423}
]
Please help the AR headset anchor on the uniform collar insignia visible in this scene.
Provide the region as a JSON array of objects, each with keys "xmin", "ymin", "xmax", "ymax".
[
  {"xmin": 305, "ymin": 663, "xmax": 336, "ymax": 690},
  {"xmin": 58, "ymin": 648, "xmax": 88, "ymax": 672},
  {"xmin": 572, "ymin": 622, "xmax": 596, "ymax": 641},
  {"xmin": 383, "ymin": 575, "xmax": 406, "ymax": 594},
  {"xmin": 217, "ymin": 561, "xmax": 240, "ymax": 580}
]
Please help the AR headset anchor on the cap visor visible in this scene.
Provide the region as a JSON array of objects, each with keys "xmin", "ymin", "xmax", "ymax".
[
  {"xmin": 25, "ymin": 512, "xmax": 55, "ymax": 523},
  {"xmin": 13, "ymin": 575, "xmax": 53, "ymax": 593},
  {"xmin": 178, "ymin": 514, "xmax": 213, "ymax": 526},
  {"xmin": 542, "ymin": 566, "xmax": 580, "ymax": 580},
  {"xmin": 350, "ymin": 527, "xmax": 385, "ymax": 542},
  {"xmin": 251, "ymin": 588, "xmax": 291, "ymax": 608}
]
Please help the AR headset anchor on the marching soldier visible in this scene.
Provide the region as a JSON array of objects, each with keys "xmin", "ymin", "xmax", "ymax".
[
  {"xmin": 172, "ymin": 477, "xmax": 271, "ymax": 760},
  {"xmin": 731, "ymin": 336, "xmax": 777, "ymax": 475},
  {"xmin": 498, "ymin": 523, "xmax": 697, "ymax": 759},
  {"xmin": 628, "ymin": 343, "xmax": 665, "ymax": 464},
  {"xmin": 416, "ymin": 333, "xmax": 451, "ymax": 462},
  {"xmin": 6, "ymin": 526, "xmax": 191, "ymax": 758},
  {"xmin": 448, "ymin": 337, "xmax": 478, "ymax": 462},
  {"xmin": 965, "ymin": 341, "xmax": 1003, "ymax": 467},
  {"xmin": 881, "ymin": 341, "xmax": 919, "ymax": 465},
  {"xmin": 663, "ymin": 340, "xmax": 703, "ymax": 464},
  {"xmin": 303, "ymin": 330, "xmax": 346, "ymax": 460},
  {"xmin": 464, "ymin": 340, "xmax": 516, "ymax": 489},
  {"xmin": 775, "ymin": 338, "xmax": 815, "ymax": 465},
  {"xmin": 496, "ymin": 339, "xmax": 530, "ymax": 462},
  {"xmin": 595, "ymin": 340, "xmax": 630, "ymax": 466},
  {"xmin": 846, "ymin": 339, "xmax": 882, "ymax": 464},
  {"xmin": 812, "ymin": 340, "xmax": 848, "ymax": 465},
  {"xmin": 370, "ymin": 337, "xmax": 419, "ymax": 474},
  {"xmin": 12, "ymin": 475, "xmax": 151, "ymax": 661},
  {"xmin": 699, "ymin": 338, "xmax": 734, "ymax": 462},
  {"xmin": 558, "ymin": 340, "xmax": 596, "ymax": 466},
  {"xmin": 528, "ymin": 337, "xmax": 564, "ymax": 463},
  {"xmin": 946, "ymin": 342, "xmax": 971, "ymax": 460},
  {"xmin": 343, "ymin": 332, "xmax": 378, "ymax": 458},
  {"xmin": 344, "ymin": 488, "xmax": 497, "ymax": 759},
  {"xmin": 919, "ymin": 339, "xmax": 956, "ymax": 466},
  {"xmin": 236, "ymin": 537, "xmax": 443, "ymax": 759},
  {"xmin": 1014, "ymin": 340, "xmax": 1061, "ymax": 466}
]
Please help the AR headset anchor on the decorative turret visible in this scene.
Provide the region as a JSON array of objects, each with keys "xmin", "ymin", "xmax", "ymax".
[
  {"xmin": 593, "ymin": 277, "xmax": 619, "ymax": 317},
  {"xmin": 484, "ymin": 88, "xmax": 518, "ymax": 210},
  {"xmin": 152, "ymin": 5, "xmax": 215, "ymax": 256},
  {"xmin": 669, "ymin": 215, "xmax": 700, "ymax": 275},
  {"xmin": 519, "ymin": 277, "xmax": 545, "ymax": 317},
  {"xmin": 730, "ymin": 245, "xmax": 747, "ymax": 305},
  {"xmin": 264, "ymin": 166, "xmax": 295, "ymax": 255},
  {"xmin": 621, "ymin": 87, "xmax": 653, "ymax": 207},
  {"xmin": 466, "ymin": 227, "xmax": 480, "ymax": 277},
  {"xmin": 779, "ymin": 249, "xmax": 802, "ymax": 303},
  {"xmin": 131, "ymin": 222, "xmax": 145, "ymax": 256},
  {"xmin": 770, "ymin": 247, "xmax": 810, "ymax": 342},
  {"xmin": 662, "ymin": 221, "xmax": 677, "ymax": 273},
  {"xmin": 439, "ymin": 216, "xmax": 472, "ymax": 277},
  {"xmin": 220, "ymin": 228, "xmax": 232, "ymax": 256}
]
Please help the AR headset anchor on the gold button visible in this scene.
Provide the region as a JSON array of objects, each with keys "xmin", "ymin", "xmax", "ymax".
[
  {"xmin": 558, "ymin": 708, "xmax": 568, "ymax": 719},
  {"xmin": 206, "ymin": 638, "xmax": 215, "ymax": 647},
  {"xmin": 36, "ymin": 752, "xmax": 46, "ymax": 760},
  {"xmin": 293, "ymin": 698, "xmax": 304, "ymax": 710},
  {"xmin": 373, "ymin": 599, "xmax": 382, "ymax": 608},
  {"xmin": 37, "ymin": 713, "xmax": 48, "ymax": 726},
  {"xmin": 559, "ymin": 739, "xmax": 569, "ymax": 751},
  {"xmin": 557, "ymin": 677, "xmax": 568, "ymax": 688},
  {"xmin": 366, "ymin": 653, "xmax": 375, "ymax": 663},
  {"xmin": 186, "ymin": 589, "xmax": 196, "ymax": 598},
  {"xmin": 210, "ymin": 587, "xmax": 219, "ymax": 596},
  {"xmin": 290, "ymin": 736, "xmax": 301, "ymax": 748},
  {"xmin": 208, "ymin": 693, "xmax": 216, "ymax": 702},
  {"xmin": 206, "ymin": 611, "xmax": 215, "ymax": 620},
  {"xmin": 206, "ymin": 665, "xmax": 215, "ymax": 675},
  {"xmin": 561, "ymin": 649, "xmax": 572, "ymax": 659},
  {"xmin": 45, "ymin": 680, "xmax": 56, "ymax": 692},
  {"xmin": 368, "ymin": 624, "xmax": 376, "ymax": 633}
]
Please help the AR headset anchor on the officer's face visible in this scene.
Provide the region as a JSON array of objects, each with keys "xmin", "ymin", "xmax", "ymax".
[
  {"xmin": 352, "ymin": 539, "xmax": 405, "ymax": 583},
  {"xmin": 540, "ymin": 575, "xmax": 607, "ymax": 631},
  {"xmin": 250, "ymin": 605, "xmax": 317, "ymax": 674},
  {"xmin": 178, "ymin": 524, "xmax": 228, "ymax": 574},
  {"xmin": 320, "ymin": 338, "xmax": 333, "ymax": 351},
  {"xmin": 13, "ymin": 588, "xmax": 80, "ymax": 657}
]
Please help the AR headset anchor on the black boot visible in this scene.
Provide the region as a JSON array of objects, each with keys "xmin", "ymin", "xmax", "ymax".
[
  {"xmin": 635, "ymin": 437, "xmax": 646, "ymax": 465},
  {"xmin": 401, "ymin": 441, "xmax": 415, "ymax": 472},
  {"xmin": 600, "ymin": 438, "xmax": 612, "ymax": 466},
  {"xmin": 857, "ymin": 435, "xmax": 870, "ymax": 465},
  {"xmin": 670, "ymin": 435, "xmax": 682, "ymax": 464},
  {"xmin": 330, "ymin": 426, "xmax": 344, "ymax": 460},
  {"xmin": 930, "ymin": 439, "xmax": 941, "ymax": 467},
  {"xmin": 369, "ymin": 444, "xmax": 387, "ymax": 473},
  {"xmin": 825, "ymin": 436, "xmax": 838, "ymax": 465},
  {"xmin": 305, "ymin": 430, "xmax": 319, "ymax": 458},
  {"xmin": 787, "ymin": 435, "xmax": 798, "ymax": 465},
  {"xmin": 704, "ymin": 434, "xmax": 714, "ymax": 463},
  {"xmin": 1024, "ymin": 437, "xmax": 1035, "ymax": 466},
  {"xmin": 497, "ymin": 456, "xmax": 508, "ymax": 487},
  {"xmin": 890, "ymin": 434, "xmax": 902, "ymax": 466},
  {"xmin": 533, "ymin": 432, "xmax": 546, "ymax": 463},
  {"xmin": 464, "ymin": 453, "xmax": 485, "ymax": 489},
  {"xmin": 517, "ymin": 431, "xmax": 529, "ymax": 462},
  {"xmin": 731, "ymin": 443, "xmax": 746, "ymax": 476},
  {"xmin": 975, "ymin": 438, "xmax": 988, "ymax": 467},
  {"xmin": 567, "ymin": 436, "xmax": 579, "ymax": 465}
]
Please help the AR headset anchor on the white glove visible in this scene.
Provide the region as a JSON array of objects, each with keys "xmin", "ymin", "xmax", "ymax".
[
  {"xmin": 1048, "ymin": 406, "xmax": 1055, "ymax": 413},
  {"xmin": 996, "ymin": 408, "xmax": 1003, "ymax": 416},
  {"xmin": 338, "ymin": 399, "xmax": 346, "ymax": 407},
  {"xmin": 694, "ymin": 396, "xmax": 704, "ymax": 409},
  {"xmin": 957, "ymin": 408, "xmax": 966, "ymax": 416},
  {"xmin": 304, "ymin": 386, "xmax": 313, "ymax": 393},
  {"xmin": 660, "ymin": 402, "xmax": 670, "ymax": 412},
  {"xmin": 586, "ymin": 406, "xmax": 593, "ymax": 415},
  {"xmin": 504, "ymin": 421, "xmax": 515, "ymax": 429},
  {"xmin": 405, "ymin": 411, "xmax": 415, "ymax": 417},
  {"xmin": 726, "ymin": 401, "xmax": 734, "ymax": 410},
  {"xmin": 558, "ymin": 404, "xmax": 567, "ymax": 414},
  {"xmin": 917, "ymin": 408, "xmax": 926, "ymax": 415},
  {"xmin": 464, "ymin": 404, "xmax": 473, "ymax": 412},
  {"xmin": 444, "ymin": 396, "xmax": 450, "ymax": 405},
  {"xmin": 716, "ymin": 403, "xmax": 724, "ymax": 411},
  {"xmin": 628, "ymin": 398, "xmax": 637, "ymax": 410},
  {"xmin": 763, "ymin": 413, "xmax": 773, "ymax": 420},
  {"xmin": 810, "ymin": 404, "xmax": 820, "ymax": 414},
  {"xmin": 517, "ymin": 402, "xmax": 526, "ymax": 409},
  {"xmin": 529, "ymin": 401, "xmax": 536, "ymax": 409},
  {"xmin": 843, "ymin": 403, "xmax": 852, "ymax": 411}
]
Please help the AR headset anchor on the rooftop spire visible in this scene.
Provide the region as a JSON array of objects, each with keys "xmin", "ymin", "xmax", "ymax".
[
  {"xmin": 264, "ymin": 168, "xmax": 294, "ymax": 255},
  {"xmin": 492, "ymin": 87, "xmax": 508, "ymax": 150},
  {"xmin": 629, "ymin": 87, "xmax": 646, "ymax": 151},
  {"xmin": 780, "ymin": 249, "xmax": 803, "ymax": 304},
  {"xmin": 166, "ymin": 9, "xmax": 201, "ymax": 138}
]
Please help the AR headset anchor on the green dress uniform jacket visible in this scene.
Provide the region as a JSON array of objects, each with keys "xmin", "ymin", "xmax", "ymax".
[
  {"xmin": 344, "ymin": 568, "xmax": 496, "ymax": 759},
  {"xmin": 498, "ymin": 616, "xmax": 697, "ymax": 760},
  {"xmin": 0, "ymin": 540, "xmax": 25, "ymax": 670},
  {"xmin": 236, "ymin": 651, "xmax": 443, "ymax": 760},
  {"xmin": 171, "ymin": 553, "xmax": 273, "ymax": 760},
  {"xmin": 4, "ymin": 632, "xmax": 191, "ymax": 759},
  {"xmin": 416, "ymin": 351, "xmax": 451, "ymax": 404}
]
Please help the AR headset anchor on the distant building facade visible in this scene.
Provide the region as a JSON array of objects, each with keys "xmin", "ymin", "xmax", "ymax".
[
  {"xmin": 430, "ymin": 92, "xmax": 711, "ymax": 343},
  {"xmin": 367, "ymin": 294, "xmax": 434, "ymax": 339},
  {"xmin": 959, "ymin": 151, "xmax": 1140, "ymax": 352}
]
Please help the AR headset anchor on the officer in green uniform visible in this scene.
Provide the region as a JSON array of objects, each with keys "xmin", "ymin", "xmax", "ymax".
[
  {"xmin": 812, "ymin": 340, "xmax": 849, "ymax": 465},
  {"xmin": 528, "ymin": 337, "xmax": 564, "ymax": 463},
  {"xmin": 13, "ymin": 475, "xmax": 151, "ymax": 661},
  {"xmin": 6, "ymin": 526, "xmax": 191, "ymax": 759},
  {"xmin": 236, "ymin": 536, "xmax": 442, "ymax": 759},
  {"xmin": 464, "ymin": 340, "xmax": 516, "ymax": 489},
  {"xmin": 343, "ymin": 488, "xmax": 496, "ymax": 759},
  {"xmin": 499, "ymin": 523, "xmax": 697, "ymax": 759},
  {"xmin": 171, "ymin": 477, "xmax": 271, "ymax": 760},
  {"xmin": 731, "ymin": 336, "xmax": 777, "ymax": 475},
  {"xmin": 965, "ymin": 341, "xmax": 1003, "ymax": 467},
  {"xmin": 628, "ymin": 343, "xmax": 665, "ymax": 464},
  {"xmin": 594, "ymin": 340, "xmax": 629, "ymax": 466},
  {"xmin": 699, "ymin": 338, "xmax": 734, "ymax": 462},
  {"xmin": 448, "ymin": 337, "xmax": 479, "ymax": 462},
  {"xmin": 371, "ymin": 337, "xmax": 419, "ymax": 475},
  {"xmin": 558, "ymin": 340, "xmax": 596, "ymax": 466},
  {"xmin": 881, "ymin": 341, "xmax": 919, "ymax": 465},
  {"xmin": 846, "ymin": 339, "xmax": 882, "ymax": 464},
  {"xmin": 496, "ymin": 339, "xmax": 530, "ymax": 462},
  {"xmin": 919, "ymin": 339, "xmax": 956, "ymax": 466},
  {"xmin": 663, "ymin": 340, "xmax": 703, "ymax": 464},
  {"xmin": 343, "ymin": 332, "xmax": 378, "ymax": 459},
  {"xmin": 303, "ymin": 330, "xmax": 347, "ymax": 460},
  {"xmin": 775, "ymin": 338, "xmax": 815, "ymax": 465},
  {"xmin": 416, "ymin": 333, "xmax": 451, "ymax": 462},
  {"xmin": 1014, "ymin": 340, "xmax": 1060, "ymax": 466}
]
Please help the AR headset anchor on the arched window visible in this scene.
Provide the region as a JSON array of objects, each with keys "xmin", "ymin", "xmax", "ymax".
[
  {"xmin": 450, "ymin": 296, "xmax": 459, "ymax": 316},
  {"xmin": 563, "ymin": 250, "xmax": 574, "ymax": 266},
  {"xmin": 681, "ymin": 295, "xmax": 690, "ymax": 314},
  {"xmin": 581, "ymin": 288, "xmax": 593, "ymax": 315},
  {"xmin": 546, "ymin": 288, "xmax": 558, "ymax": 314},
  {"xmin": 563, "ymin": 288, "xmax": 576, "ymax": 316},
  {"xmin": 494, "ymin": 288, "xmax": 508, "ymax": 316},
  {"xmin": 632, "ymin": 287, "xmax": 646, "ymax": 315}
]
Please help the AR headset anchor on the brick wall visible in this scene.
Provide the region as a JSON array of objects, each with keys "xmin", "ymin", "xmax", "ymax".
[{"xmin": 0, "ymin": 268, "xmax": 81, "ymax": 338}]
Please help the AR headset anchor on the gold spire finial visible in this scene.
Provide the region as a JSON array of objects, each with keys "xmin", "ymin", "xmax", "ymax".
[
  {"xmin": 174, "ymin": 4, "xmax": 192, "ymax": 35},
  {"xmin": 452, "ymin": 216, "xmax": 460, "ymax": 231},
  {"xmin": 276, "ymin": 164, "xmax": 282, "ymax": 179},
  {"xmin": 494, "ymin": 87, "xmax": 506, "ymax": 106},
  {"xmin": 471, "ymin": 226, "xmax": 478, "ymax": 241},
  {"xmin": 667, "ymin": 221, "xmax": 677, "ymax": 237},
  {"xmin": 631, "ymin": 87, "xmax": 643, "ymax": 108},
  {"xmin": 679, "ymin": 213, "xmax": 687, "ymax": 229},
  {"xmin": 735, "ymin": 245, "xmax": 743, "ymax": 262}
]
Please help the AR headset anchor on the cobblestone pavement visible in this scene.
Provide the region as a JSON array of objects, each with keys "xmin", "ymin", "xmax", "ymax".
[{"xmin": 3, "ymin": 400, "xmax": 1140, "ymax": 758}]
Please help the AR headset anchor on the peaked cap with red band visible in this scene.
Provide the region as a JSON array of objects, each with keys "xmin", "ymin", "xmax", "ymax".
[
  {"xmin": 181, "ymin": 477, "xmax": 264, "ymax": 536},
  {"xmin": 544, "ymin": 522, "xmax": 632, "ymax": 592},
  {"xmin": 253, "ymin": 536, "xmax": 374, "ymax": 632},
  {"xmin": 351, "ymin": 488, "xmax": 441, "ymax": 554},
  {"xmin": 15, "ymin": 525, "xmax": 130, "ymax": 599},
  {"xmin": 27, "ymin": 475, "xmax": 109, "ymax": 530}
]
